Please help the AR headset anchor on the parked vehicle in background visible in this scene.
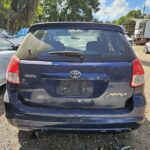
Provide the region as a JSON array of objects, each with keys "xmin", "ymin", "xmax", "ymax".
[
  {"xmin": 125, "ymin": 34, "xmax": 134, "ymax": 46},
  {"xmin": 0, "ymin": 36, "xmax": 16, "ymax": 87},
  {"xmin": 15, "ymin": 28, "xmax": 29, "ymax": 37},
  {"xmin": 4, "ymin": 23, "xmax": 146, "ymax": 132},
  {"xmin": 0, "ymin": 29, "xmax": 14, "ymax": 38},
  {"xmin": 122, "ymin": 19, "xmax": 150, "ymax": 45},
  {"xmin": 143, "ymin": 42, "xmax": 150, "ymax": 54},
  {"xmin": 9, "ymin": 35, "xmax": 26, "ymax": 46},
  {"xmin": 134, "ymin": 19, "xmax": 150, "ymax": 44},
  {"xmin": 8, "ymin": 28, "xmax": 29, "ymax": 46}
]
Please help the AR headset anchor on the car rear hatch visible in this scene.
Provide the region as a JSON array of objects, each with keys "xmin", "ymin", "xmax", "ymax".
[
  {"xmin": 17, "ymin": 60, "xmax": 133, "ymax": 109},
  {"xmin": 8, "ymin": 23, "xmax": 136, "ymax": 110}
]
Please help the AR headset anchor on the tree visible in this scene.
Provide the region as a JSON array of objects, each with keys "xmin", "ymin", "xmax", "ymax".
[
  {"xmin": 0, "ymin": 0, "xmax": 39, "ymax": 31},
  {"xmin": 127, "ymin": 10, "xmax": 143, "ymax": 18},
  {"xmin": 114, "ymin": 10, "xmax": 143, "ymax": 25},
  {"xmin": 0, "ymin": 0, "xmax": 100, "ymax": 31},
  {"xmin": 114, "ymin": 16, "xmax": 127, "ymax": 25},
  {"xmin": 0, "ymin": 0, "xmax": 11, "ymax": 29},
  {"xmin": 40, "ymin": 0, "xmax": 100, "ymax": 22}
]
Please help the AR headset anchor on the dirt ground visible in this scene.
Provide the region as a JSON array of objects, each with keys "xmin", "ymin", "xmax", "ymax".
[{"xmin": 0, "ymin": 46, "xmax": 150, "ymax": 150}]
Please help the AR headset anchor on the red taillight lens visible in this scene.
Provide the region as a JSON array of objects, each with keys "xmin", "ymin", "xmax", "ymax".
[
  {"xmin": 131, "ymin": 58, "xmax": 144, "ymax": 87},
  {"xmin": 6, "ymin": 55, "xmax": 20, "ymax": 84}
]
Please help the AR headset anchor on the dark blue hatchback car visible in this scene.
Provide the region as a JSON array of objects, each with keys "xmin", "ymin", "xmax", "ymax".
[{"xmin": 4, "ymin": 23, "xmax": 146, "ymax": 132}]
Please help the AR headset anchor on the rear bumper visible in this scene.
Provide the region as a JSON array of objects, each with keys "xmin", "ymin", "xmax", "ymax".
[
  {"xmin": 7, "ymin": 115, "xmax": 143, "ymax": 131},
  {"xmin": 4, "ymin": 92, "xmax": 146, "ymax": 131}
]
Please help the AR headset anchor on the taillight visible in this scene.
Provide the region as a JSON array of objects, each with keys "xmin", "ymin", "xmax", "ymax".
[
  {"xmin": 131, "ymin": 58, "xmax": 144, "ymax": 87},
  {"xmin": 6, "ymin": 55, "xmax": 20, "ymax": 84}
]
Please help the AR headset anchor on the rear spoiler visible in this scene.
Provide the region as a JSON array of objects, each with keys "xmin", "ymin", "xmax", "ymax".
[{"xmin": 29, "ymin": 22, "xmax": 124, "ymax": 33}]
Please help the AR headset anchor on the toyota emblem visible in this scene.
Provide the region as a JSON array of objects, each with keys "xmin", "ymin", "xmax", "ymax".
[{"xmin": 70, "ymin": 70, "xmax": 81, "ymax": 79}]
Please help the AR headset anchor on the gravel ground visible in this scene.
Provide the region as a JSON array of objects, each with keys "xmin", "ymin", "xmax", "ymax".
[{"xmin": 0, "ymin": 46, "xmax": 150, "ymax": 150}]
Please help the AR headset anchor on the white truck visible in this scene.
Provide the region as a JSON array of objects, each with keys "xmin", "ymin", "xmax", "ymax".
[{"xmin": 134, "ymin": 19, "xmax": 150, "ymax": 45}]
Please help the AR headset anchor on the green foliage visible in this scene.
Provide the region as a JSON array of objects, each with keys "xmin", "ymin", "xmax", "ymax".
[
  {"xmin": 10, "ymin": 0, "xmax": 38, "ymax": 31},
  {"xmin": 0, "ymin": 0, "xmax": 11, "ymax": 29},
  {"xmin": 114, "ymin": 10, "xmax": 143, "ymax": 25},
  {"xmin": 0, "ymin": 0, "xmax": 100, "ymax": 31},
  {"xmin": 36, "ymin": 2, "xmax": 44, "ymax": 22},
  {"xmin": 127, "ymin": 10, "xmax": 143, "ymax": 18},
  {"xmin": 0, "ymin": 0, "xmax": 38, "ymax": 31},
  {"xmin": 115, "ymin": 16, "xmax": 126, "ymax": 25},
  {"xmin": 40, "ymin": 0, "xmax": 100, "ymax": 22},
  {"xmin": 3, "ymin": 0, "xmax": 11, "ymax": 9}
]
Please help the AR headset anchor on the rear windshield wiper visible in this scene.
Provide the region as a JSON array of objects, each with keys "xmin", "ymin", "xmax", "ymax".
[{"xmin": 48, "ymin": 51, "xmax": 84, "ymax": 61}]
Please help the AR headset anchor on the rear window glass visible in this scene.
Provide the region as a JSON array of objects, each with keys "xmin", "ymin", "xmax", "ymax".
[{"xmin": 17, "ymin": 29, "xmax": 129, "ymax": 62}]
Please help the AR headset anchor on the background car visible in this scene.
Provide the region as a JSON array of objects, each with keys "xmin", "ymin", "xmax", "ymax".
[
  {"xmin": 0, "ymin": 29, "xmax": 14, "ymax": 38},
  {"xmin": 0, "ymin": 36, "xmax": 16, "ymax": 87},
  {"xmin": 143, "ymin": 41, "xmax": 150, "ymax": 54},
  {"xmin": 125, "ymin": 34, "xmax": 134, "ymax": 46}
]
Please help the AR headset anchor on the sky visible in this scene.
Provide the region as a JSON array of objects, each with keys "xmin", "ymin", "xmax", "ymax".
[{"xmin": 95, "ymin": 0, "xmax": 150, "ymax": 21}]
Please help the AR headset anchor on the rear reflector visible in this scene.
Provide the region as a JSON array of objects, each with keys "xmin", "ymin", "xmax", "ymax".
[
  {"xmin": 131, "ymin": 58, "xmax": 144, "ymax": 87},
  {"xmin": 6, "ymin": 55, "xmax": 20, "ymax": 84}
]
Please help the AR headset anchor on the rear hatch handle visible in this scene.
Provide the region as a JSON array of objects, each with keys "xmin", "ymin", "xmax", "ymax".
[{"xmin": 41, "ymin": 72, "xmax": 109, "ymax": 81}]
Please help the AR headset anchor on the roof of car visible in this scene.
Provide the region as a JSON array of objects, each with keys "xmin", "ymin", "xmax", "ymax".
[{"xmin": 29, "ymin": 22, "xmax": 124, "ymax": 33}]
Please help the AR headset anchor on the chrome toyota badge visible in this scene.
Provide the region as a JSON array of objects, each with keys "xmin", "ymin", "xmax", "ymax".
[{"xmin": 70, "ymin": 70, "xmax": 81, "ymax": 79}]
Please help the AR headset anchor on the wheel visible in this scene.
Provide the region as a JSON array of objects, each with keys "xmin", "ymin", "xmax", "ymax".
[{"xmin": 143, "ymin": 45, "xmax": 149, "ymax": 54}]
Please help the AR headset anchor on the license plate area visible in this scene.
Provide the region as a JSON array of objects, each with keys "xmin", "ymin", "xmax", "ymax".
[
  {"xmin": 44, "ymin": 80, "xmax": 109, "ymax": 98},
  {"xmin": 57, "ymin": 80, "xmax": 94, "ymax": 97}
]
